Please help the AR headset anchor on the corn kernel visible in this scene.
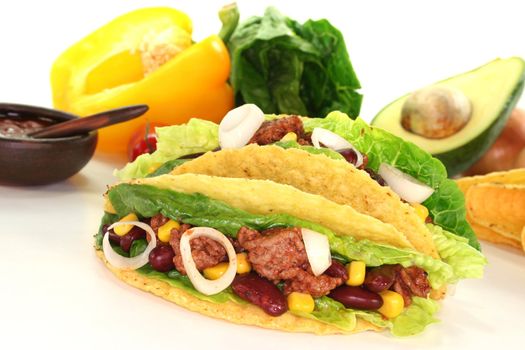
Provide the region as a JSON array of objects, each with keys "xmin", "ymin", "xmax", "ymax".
[
  {"xmin": 411, "ymin": 203, "xmax": 429, "ymax": 222},
  {"xmin": 104, "ymin": 199, "xmax": 116, "ymax": 214},
  {"xmin": 378, "ymin": 290, "xmax": 405, "ymax": 319},
  {"xmin": 203, "ymin": 262, "xmax": 229, "ymax": 280},
  {"xmin": 287, "ymin": 292, "xmax": 315, "ymax": 313},
  {"xmin": 346, "ymin": 261, "xmax": 366, "ymax": 286},
  {"xmin": 280, "ymin": 132, "xmax": 297, "ymax": 142},
  {"xmin": 158, "ymin": 219, "xmax": 180, "ymax": 243},
  {"xmin": 114, "ymin": 213, "xmax": 138, "ymax": 236},
  {"xmin": 236, "ymin": 253, "xmax": 251, "ymax": 274}
]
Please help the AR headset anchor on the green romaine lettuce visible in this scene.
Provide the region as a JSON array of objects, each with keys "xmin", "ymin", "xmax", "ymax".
[
  {"xmin": 292, "ymin": 296, "xmax": 358, "ymax": 331},
  {"xmin": 225, "ymin": 7, "xmax": 362, "ymax": 118},
  {"xmin": 391, "ymin": 297, "xmax": 440, "ymax": 337},
  {"xmin": 116, "ymin": 119, "xmax": 218, "ymax": 180},
  {"xmin": 429, "ymin": 224, "xmax": 487, "ymax": 281}
]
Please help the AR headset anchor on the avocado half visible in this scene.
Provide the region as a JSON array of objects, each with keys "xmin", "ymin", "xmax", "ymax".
[{"xmin": 372, "ymin": 57, "xmax": 525, "ymax": 177}]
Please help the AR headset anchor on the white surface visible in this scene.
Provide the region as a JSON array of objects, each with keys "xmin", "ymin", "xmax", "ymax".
[{"xmin": 1, "ymin": 0, "xmax": 524, "ymax": 349}]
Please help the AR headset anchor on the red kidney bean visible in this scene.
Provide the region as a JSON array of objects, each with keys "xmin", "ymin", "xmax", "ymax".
[
  {"xmin": 149, "ymin": 245, "xmax": 175, "ymax": 272},
  {"xmin": 364, "ymin": 168, "xmax": 386, "ymax": 186},
  {"xmin": 325, "ymin": 260, "xmax": 348, "ymax": 280},
  {"xmin": 102, "ymin": 224, "xmax": 121, "ymax": 245},
  {"xmin": 364, "ymin": 265, "xmax": 398, "ymax": 293},
  {"xmin": 338, "ymin": 148, "xmax": 358, "ymax": 165},
  {"xmin": 231, "ymin": 273, "xmax": 288, "ymax": 316},
  {"xmin": 329, "ymin": 285, "xmax": 383, "ymax": 310},
  {"xmin": 119, "ymin": 226, "xmax": 147, "ymax": 253}
]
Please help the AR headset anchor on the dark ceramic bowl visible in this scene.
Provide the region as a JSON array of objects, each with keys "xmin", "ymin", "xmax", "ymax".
[{"xmin": 0, "ymin": 103, "xmax": 98, "ymax": 186}]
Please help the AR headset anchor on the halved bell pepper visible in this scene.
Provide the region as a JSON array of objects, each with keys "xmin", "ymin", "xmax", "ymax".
[{"xmin": 51, "ymin": 7, "xmax": 233, "ymax": 154}]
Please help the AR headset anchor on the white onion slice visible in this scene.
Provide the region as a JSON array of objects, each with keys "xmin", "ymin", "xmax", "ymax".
[
  {"xmin": 180, "ymin": 227, "xmax": 237, "ymax": 295},
  {"xmin": 103, "ymin": 221, "xmax": 157, "ymax": 270},
  {"xmin": 301, "ymin": 228, "xmax": 331, "ymax": 276},
  {"xmin": 311, "ymin": 127, "xmax": 363, "ymax": 167},
  {"xmin": 219, "ymin": 104, "xmax": 265, "ymax": 149},
  {"xmin": 378, "ymin": 163, "xmax": 435, "ymax": 203}
]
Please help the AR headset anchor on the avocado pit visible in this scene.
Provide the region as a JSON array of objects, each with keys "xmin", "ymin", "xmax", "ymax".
[{"xmin": 401, "ymin": 86, "xmax": 472, "ymax": 139}]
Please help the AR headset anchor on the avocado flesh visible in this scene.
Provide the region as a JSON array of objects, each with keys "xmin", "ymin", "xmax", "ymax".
[{"xmin": 372, "ymin": 57, "xmax": 525, "ymax": 176}]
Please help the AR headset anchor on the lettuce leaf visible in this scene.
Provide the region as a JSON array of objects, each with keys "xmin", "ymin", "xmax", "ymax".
[
  {"xmin": 429, "ymin": 224, "xmax": 487, "ymax": 282},
  {"xmin": 116, "ymin": 119, "xmax": 218, "ymax": 180},
  {"xmin": 290, "ymin": 295, "xmax": 440, "ymax": 337},
  {"xmin": 292, "ymin": 297, "xmax": 357, "ymax": 331},
  {"xmin": 146, "ymin": 159, "xmax": 189, "ymax": 177},
  {"xmin": 225, "ymin": 7, "xmax": 362, "ymax": 118},
  {"xmin": 391, "ymin": 297, "xmax": 440, "ymax": 337},
  {"xmin": 303, "ymin": 112, "xmax": 480, "ymax": 250}
]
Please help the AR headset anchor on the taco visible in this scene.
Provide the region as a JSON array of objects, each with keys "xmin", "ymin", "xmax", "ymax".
[
  {"xmin": 104, "ymin": 106, "xmax": 486, "ymax": 335},
  {"xmin": 96, "ymin": 172, "xmax": 485, "ymax": 337}
]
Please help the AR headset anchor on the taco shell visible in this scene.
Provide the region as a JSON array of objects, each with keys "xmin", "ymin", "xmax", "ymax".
[
  {"xmin": 466, "ymin": 183, "xmax": 525, "ymax": 242},
  {"xmin": 457, "ymin": 169, "xmax": 525, "ymax": 250},
  {"xmin": 456, "ymin": 169, "xmax": 525, "ymax": 192},
  {"xmin": 96, "ymin": 250, "xmax": 380, "ymax": 334},
  {"xmin": 123, "ymin": 174, "xmax": 414, "ymax": 249},
  {"xmin": 169, "ymin": 145, "xmax": 438, "ymax": 258}
]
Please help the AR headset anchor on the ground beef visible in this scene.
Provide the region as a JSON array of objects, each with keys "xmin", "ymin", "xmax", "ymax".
[
  {"xmin": 248, "ymin": 116, "xmax": 310, "ymax": 145},
  {"xmin": 238, "ymin": 227, "xmax": 308, "ymax": 282},
  {"xmin": 169, "ymin": 224, "xmax": 227, "ymax": 275},
  {"xmin": 283, "ymin": 270, "xmax": 345, "ymax": 298},
  {"xmin": 400, "ymin": 266, "xmax": 431, "ymax": 297},
  {"xmin": 238, "ymin": 226, "xmax": 344, "ymax": 297},
  {"xmin": 392, "ymin": 265, "xmax": 431, "ymax": 306},
  {"xmin": 150, "ymin": 213, "xmax": 170, "ymax": 232}
]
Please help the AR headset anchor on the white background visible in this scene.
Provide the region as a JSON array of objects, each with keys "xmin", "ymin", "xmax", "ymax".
[{"xmin": 1, "ymin": 1, "xmax": 524, "ymax": 349}]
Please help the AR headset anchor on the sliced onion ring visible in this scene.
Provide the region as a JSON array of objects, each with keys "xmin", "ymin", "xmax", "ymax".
[
  {"xmin": 219, "ymin": 104, "xmax": 265, "ymax": 149},
  {"xmin": 311, "ymin": 127, "xmax": 363, "ymax": 167},
  {"xmin": 378, "ymin": 163, "xmax": 435, "ymax": 203},
  {"xmin": 103, "ymin": 221, "xmax": 156, "ymax": 270},
  {"xmin": 180, "ymin": 227, "xmax": 237, "ymax": 295},
  {"xmin": 301, "ymin": 228, "xmax": 331, "ymax": 276}
]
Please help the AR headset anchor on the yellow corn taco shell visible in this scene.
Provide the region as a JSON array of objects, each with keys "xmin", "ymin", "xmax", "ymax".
[
  {"xmin": 466, "ymin": 183, "xmax": 525, "ymax": 242},
  {"xmin": 96, "ymin": 251, "xmax": 380, "ymax": 334},
  {"xmin": 457, "ymin": 169, "xmax": 525, "ymax": 250},
  {"xmin": 169, "ymin": 145, "xmax": 438, "ymax": 258},
  {"xmin": 124, "ymin": 174, "xmax": 414, "ymax": 249},
  {"xmin": 456, "ymin": 169, "xmax": 525, "ymax": 192}
]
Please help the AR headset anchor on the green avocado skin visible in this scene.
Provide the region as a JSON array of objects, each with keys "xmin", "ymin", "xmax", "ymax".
[
  {"xmin": 435, "ymin": 78, "xmax": 524, "ymax": 176},
  {"xmin": 372, "ymin": 58, "xmax": 525, "ymax": 177}
]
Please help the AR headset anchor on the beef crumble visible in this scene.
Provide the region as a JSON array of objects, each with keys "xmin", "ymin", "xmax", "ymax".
[
  {"xmin": 238, "ymin": 226, "xmax": 344, "ymax": 297},
  {"xmin": 169, "ymin": 224, "xmax": 227, "ymax": 275},
  {"xmin": 366, "ymin": 264, "xmax": 431, "ymax": 306},
  {"xmin": 249, "ymin": 116, "xmax": 311, "ymax": 145}
]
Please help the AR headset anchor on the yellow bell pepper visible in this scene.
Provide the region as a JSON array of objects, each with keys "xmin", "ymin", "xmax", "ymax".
[{"xmin": 51, "ymin": 7, "xmax": 234, "ymax": 154}]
